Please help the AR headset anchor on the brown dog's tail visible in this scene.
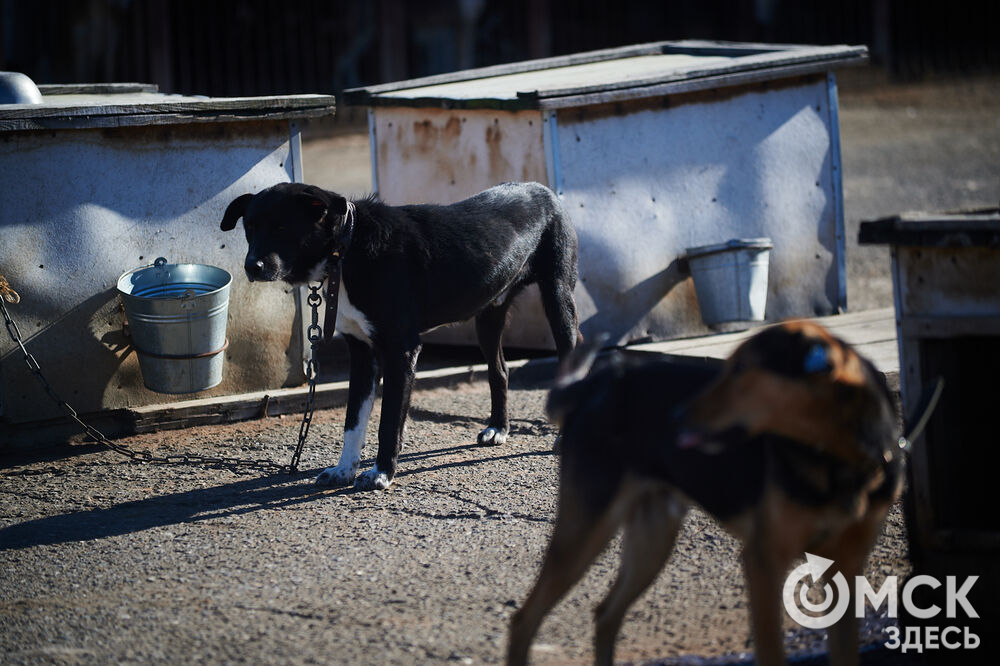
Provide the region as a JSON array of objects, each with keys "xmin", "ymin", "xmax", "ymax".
[{"xmin": 546, "ymin": 334, "xmax": 609, "ymax": 427}]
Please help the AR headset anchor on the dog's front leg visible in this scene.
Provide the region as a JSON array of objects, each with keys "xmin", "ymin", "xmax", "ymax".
[
  {"xmin": 354, "ymin": 339, "xmax": 421, "ymax": 491},
  {"xmin": 316, "ymin": 335, "xmax": 380, "ymax": 487},
  {"xmin": 743, "ymin": 536, "xmax": 792, "ymax": 666}
]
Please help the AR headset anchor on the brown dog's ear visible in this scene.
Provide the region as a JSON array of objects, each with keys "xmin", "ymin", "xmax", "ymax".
[{"xmin": 220, "ymin": 193, "xmax": 254, "ymax": 231}]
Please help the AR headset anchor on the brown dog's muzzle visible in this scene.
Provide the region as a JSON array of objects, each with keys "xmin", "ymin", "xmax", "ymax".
[{"xmin": 676, "ymin": 322, "xmax": 881, "ymax": 465}]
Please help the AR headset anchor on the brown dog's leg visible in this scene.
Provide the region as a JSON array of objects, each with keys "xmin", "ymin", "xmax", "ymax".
[
  {"xmin": 743, "ymin": 538, "xmax": 787, "ymax": 666},
  {"xmin": 826, "ymin": 581, "xmax": 860, "ymax": 666},
  {"xmin": 743, "ymin": 495, "xmax": 813, "ymax": 666},
  {"xmin": 744, "ymin": 493, "xmax": 828, "ymax": 666},
  {"xmin": 508, "ymin": 492, "xmax": 623, "ymax": 666},
  {"xmin": 594, "ymin": 487, "xmax": 685, "ymax": 666},
  {"xmin": 823, "ymin": 501, "xmax": 892, "ymax": 666}
]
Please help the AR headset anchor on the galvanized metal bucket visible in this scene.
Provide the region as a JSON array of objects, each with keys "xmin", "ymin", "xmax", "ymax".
[
  {"xmin": 117, "ymin": 257, "xmax": 232, "ymax": 394},
  {"xmin": 685, "ymin": 238, "xmax": 773, "ymax": 325}
]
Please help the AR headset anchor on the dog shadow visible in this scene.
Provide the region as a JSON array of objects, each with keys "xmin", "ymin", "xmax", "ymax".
[
  {"xmin": 0, "ymin": 438, "xmax": 555, "ymax": 552},
  {"xmin": 0, "ymin": 467, "xmax": 339, "ymax": 552}
]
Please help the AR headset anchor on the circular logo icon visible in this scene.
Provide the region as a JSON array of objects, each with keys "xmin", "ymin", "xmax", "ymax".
[{"xmin": 782, "ymin": 553, "xmax": 851, "ymax": 629}]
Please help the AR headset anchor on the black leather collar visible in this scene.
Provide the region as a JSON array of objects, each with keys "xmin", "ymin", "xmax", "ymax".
[{"xmin": 323, "ymin": 205, "xmax": 355, "ymax": 343}]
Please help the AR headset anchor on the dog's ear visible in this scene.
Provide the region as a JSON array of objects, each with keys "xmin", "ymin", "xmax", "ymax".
[
  {"xmin": 220, "ymin": 193, "xmax": 254, "ymax": 231},
  {"xmin": 328, "ymin": 194, "xmax": 348, "ymax": 216},
  {"xmin": 298, "ymin": 187, "xmax": 348, "ymax": 222}
]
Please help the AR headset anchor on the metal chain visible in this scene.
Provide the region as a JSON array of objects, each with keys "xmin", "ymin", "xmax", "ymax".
[
  {"xmin": 288, "ymin": 285, "xmax": 323, "ymax": 472},
  {"xmin": 1, "ymin": 284, "xmax": 327, "ymax": 476}
]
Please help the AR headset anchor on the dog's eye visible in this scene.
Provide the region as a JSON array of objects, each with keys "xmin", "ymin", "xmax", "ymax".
[{"xmin": 803, "ymin": 343, "xmax": 832, "ymax": 374}]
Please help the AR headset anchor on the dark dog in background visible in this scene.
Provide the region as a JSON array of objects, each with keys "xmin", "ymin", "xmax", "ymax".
[
  {"xmin": 509, "ymin": 321, "xmax": 902, "ymax": 666},
  {"xmin": 221, "ymin": 181, "xmax": 580, "ymax": 490}
]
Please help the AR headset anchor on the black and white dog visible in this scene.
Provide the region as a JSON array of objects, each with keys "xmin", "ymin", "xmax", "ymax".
[{"xmin": 221, "ymin": 181, "xmax": 580, "ymax": 490}]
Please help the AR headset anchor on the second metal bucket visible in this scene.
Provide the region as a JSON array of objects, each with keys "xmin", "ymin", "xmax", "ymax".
[
  {"xmin": 685, "ymin": 237, "xmax": 773, "ymax": 325},
  {"xmin": 117, "ymin": 257, "xmax": 232, "ymax": 394}
]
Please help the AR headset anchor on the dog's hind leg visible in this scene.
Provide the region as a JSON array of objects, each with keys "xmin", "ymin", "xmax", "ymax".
[
  {"xmin": 535, "ymin": 214, "xmax": 580, "ymax": 360},
  {"xmin": 538, "ymin": 274, "xmax": 580, "ymax": 360},
  {"xmin": 594, "ymin": 487, "xmax": 686, "ymax": 666},
  {"xmin": 316, "ymin": 335, "xmax": 381, "ymax": 487},
  {"xmin": 476, "ymin": 303, "xmax": 513, "ymax": 446},
  {"xmin": 508, "ymin": 492, "xmax": 622, "ymax": 666}
]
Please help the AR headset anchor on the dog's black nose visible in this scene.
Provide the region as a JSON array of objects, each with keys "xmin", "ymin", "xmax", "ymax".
[{"xmin": 244, "ymin": 258, "xmax": 265, "ymax": 282}]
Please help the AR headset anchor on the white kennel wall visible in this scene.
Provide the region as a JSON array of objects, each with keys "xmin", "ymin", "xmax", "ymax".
[
  {"xmin": 348, "ymin": 40, "xmax": 865, "ymax": 348},
  {"xmin": 0, "ymin": 84, "xmax": 336, "ymax": 427}
]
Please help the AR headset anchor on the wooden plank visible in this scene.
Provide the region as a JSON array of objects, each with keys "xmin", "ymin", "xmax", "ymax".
[
  {"xmin": 0, "ymin": 94, "xmax": 337, "ymax": 119},
  {"xmin": 534, "ymin": 64, "xmax": 837, "ymax": 111},
  {"xmin": 0, "ymin": 105, "xmax": 337, "ymax": 132},
  {"xmin": 353, "ymin": 48, "xmax": 866, "ymax": 112},
  {"xmin": 630, "ymin": 309, "xmax": 900, "ymax": 375},
  {"xmin": 525, "ymin": 45, "xmax": 868, "ymax": 101},
  {"xmin": 127, "ymin": 356, "xmax": 548, "ymax": 434},
  {"xmin": 1, "ymin": 310, "xmax": 899, "ymax": 446},
  {"xmin": 356, "ymin": 65, "xmax": 834, "ymax": 112},
  {"xmin": 344, "ymin": 41, "xmax": 677, "ymax": 103},
  {"xmin": 36, "ymin": 83, "xmax": 159, "ymax": 95},
  {"xmin": 343, "ymin": 40, "xmax": 866, "ymax": 106},
  {"xmin": 377, "ymin": 55, "xmax": 729, "ymax": 102}
]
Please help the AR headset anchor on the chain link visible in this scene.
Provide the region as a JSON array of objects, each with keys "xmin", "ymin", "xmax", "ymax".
[{"xmin": 1, "ymin": 284, "xmax": 327, "ymax": 476}]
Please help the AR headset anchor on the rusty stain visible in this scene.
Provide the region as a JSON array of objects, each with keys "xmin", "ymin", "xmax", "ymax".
[
  {"xmin": 443, "ymin": 116, "xmax": 462, "ymax": 141},
  {"xmin": 412, "ymin": 119, "xmax": 437, "ymax": 151},
  {"xmin": 485, "ymin": 121, "xmax": 512, "ymax": 183},
  {"xmin": 375, "ymin": 108, "xmax": 546, "ymax": 207}
]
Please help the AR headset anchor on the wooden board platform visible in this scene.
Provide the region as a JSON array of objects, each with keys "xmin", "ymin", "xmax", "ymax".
[
  {"xmin": 630, "ymin": 307, "xmax": 899, "ymax": 375},
  {"xmin": 1, "ymin": 309, "xmax": 899, "ymax": 447}
]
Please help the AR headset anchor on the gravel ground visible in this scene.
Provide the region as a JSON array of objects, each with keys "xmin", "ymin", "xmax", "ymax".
[
  {"xmin": 2, "ymin": 381, "xmax": 910, "ymax": 665},
  {"xmin": 838, "ymin": 74, "xmax": 1000, "ymax": 311}
]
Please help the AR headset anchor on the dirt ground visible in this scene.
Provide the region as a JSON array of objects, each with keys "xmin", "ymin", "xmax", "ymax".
[
  {"xmin": 3, "ymin": 73, "xmax": 998, "ymax": 664},
  {"xmin": 2, "ymin": 381, "xmax": 910, "ymax": 665}
]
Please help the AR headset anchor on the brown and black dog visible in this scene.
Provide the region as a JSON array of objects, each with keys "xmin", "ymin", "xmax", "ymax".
[{"xmin": 508, "ymin": 321, "xmax": 904, "ymax": 666}]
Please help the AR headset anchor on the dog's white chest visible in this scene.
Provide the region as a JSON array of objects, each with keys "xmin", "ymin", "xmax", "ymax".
[{"xmin": 335, "ymin": 279, "xmax": 374, "ymax": 344}]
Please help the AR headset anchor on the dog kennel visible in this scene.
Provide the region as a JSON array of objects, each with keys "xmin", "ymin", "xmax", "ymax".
[
  {"xmin": 0, "ymin": 82, "xmax": 335, "ymax": 439},
  {"xmin": 345, "ymin": 40, "xmax": 866, "ymax": 348},
  {"xmin": 859, "ymin": 209, "xmax": 1000, "ymax": 639}
]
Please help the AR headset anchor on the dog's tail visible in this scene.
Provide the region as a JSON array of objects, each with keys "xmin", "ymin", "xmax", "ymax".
[{"xmin": 546, "ymin": 334, "xmax": 609, "ymax": 427}]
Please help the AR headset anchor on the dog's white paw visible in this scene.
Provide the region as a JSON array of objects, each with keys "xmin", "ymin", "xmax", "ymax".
[
  {"xmin": 354, "ymin": 466, "xmax": 393, "ymax": 491},
  {"xmin": 477, "ymin": 426, "xmax": 508, "ymax": 446},
  {"xmin": 315, "ymin": 464, "xmax": 358, "ymax": 487}
]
